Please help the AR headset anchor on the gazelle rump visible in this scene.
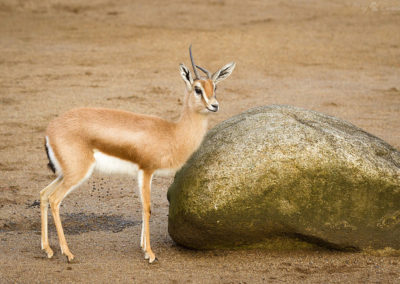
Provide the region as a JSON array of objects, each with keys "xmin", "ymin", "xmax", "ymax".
[{"xmin": 40, "ymin": 46, "xmax": 236, "ymax": 263}]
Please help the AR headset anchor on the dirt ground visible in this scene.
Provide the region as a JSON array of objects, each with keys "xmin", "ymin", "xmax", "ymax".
[{"xmin": 0, "ymin": 0, "xmax": 399, "ymax": 283}]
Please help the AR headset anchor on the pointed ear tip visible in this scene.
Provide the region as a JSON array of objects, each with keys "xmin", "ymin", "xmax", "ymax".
[{"xmin": 223, "ymin": 62, "xmax": 236, "ymax": 70}]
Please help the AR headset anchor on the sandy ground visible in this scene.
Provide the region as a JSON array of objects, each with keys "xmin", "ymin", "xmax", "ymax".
[{"xmin": 0, "ymin": 0, "xmax": 399, "ymax": 283}]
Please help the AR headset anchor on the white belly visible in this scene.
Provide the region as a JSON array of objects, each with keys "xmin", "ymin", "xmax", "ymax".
[
  {"xmin": 93, "ymin": 151, "xmax": 139, "ymax": 176},
  {"xmin": 93, "ymin": 151, "xmax": 176, "ymax": 177}
]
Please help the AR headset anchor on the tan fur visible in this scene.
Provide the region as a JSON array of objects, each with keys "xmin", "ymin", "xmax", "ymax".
[
  {"xmin": 200, "ymin": 79, "xmax": 215, "ymax": 99},
  {"xmin": 39, "ymin": 59, "xmax": 235, "ymax": 263},
  {"xmin": 47, "ymin": 107, "xmax": 207, "ymax": 175}
]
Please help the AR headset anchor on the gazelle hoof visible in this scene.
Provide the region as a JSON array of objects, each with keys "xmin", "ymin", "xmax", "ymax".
[
  {"xmin": 66, "ymin": 255, "xmax": 75, "ymax": 263},
  {"xmin": 144, "ymin": 252, "xmax": 157, "ymax": 263},
  {"xmin": 43, "ymin": 247, "xmax": 54, "ymax": 259},
  {"xmin": 63, "ymin": 251, "xmax": 75, "ymax": 263},
  {"xmin": 149, "ymin": 257, "xmax": 158, "ymax": 264}
]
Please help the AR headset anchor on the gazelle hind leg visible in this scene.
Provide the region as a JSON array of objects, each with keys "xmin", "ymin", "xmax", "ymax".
[
  {"xmin": 40, "ymin": 176, "xmax": 63, "ymax": 258},
  {"xmin": 48, "ymin": 165, "xmax": 95, "ymax": 262},
  {"xmin": 138, "ymin": 170, "xmax": 156, "ymax": 263}
]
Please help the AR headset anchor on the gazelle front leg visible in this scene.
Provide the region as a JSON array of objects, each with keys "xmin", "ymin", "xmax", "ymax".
[{"xmin": 138, "ymin": 170, "xmax": 156, "ymax": 263}]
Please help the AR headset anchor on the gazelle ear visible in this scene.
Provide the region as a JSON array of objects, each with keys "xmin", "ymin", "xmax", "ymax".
[
  {"xmin": 179, "ymin": 63, "xmax": 193, "ymax": 90},
  {"xmin": 212, "ymin": 62, "xmax": 236, "ymax": 84}
]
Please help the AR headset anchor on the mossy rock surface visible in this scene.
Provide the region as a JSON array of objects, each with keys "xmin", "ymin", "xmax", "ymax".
[{"xmin": 167, "ymin": 105, "xmax": 400, "ymax": 250}]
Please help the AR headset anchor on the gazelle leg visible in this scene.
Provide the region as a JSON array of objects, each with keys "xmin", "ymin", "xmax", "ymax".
[
  {"xmin": 138, "ymin": 170, "xmax": 156, "ymax": 263},
  {"xmin": 138, "ymin": 171, "xmax": 145, "ymax": 250},
  {"xmin": 48, "ymin": 166, "xmax": 93, "ymax": 262},
  {"xmin": 48, "ymin": 180, "xmax": 77, "ymax": 262},
  {"xmin": 40, "ymin": 176, "xmax": 63, "ymax": 258}
]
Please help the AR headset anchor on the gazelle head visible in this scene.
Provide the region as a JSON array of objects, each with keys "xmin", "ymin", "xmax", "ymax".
[{"xmin": 179, "ymin": 46, "xmax": 236, "ymax": 114}]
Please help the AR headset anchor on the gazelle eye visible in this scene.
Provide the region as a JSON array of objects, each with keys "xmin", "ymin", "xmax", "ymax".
[{"xmin": 194, "ymin": 87, "xmax": 202, "ymax": 95}]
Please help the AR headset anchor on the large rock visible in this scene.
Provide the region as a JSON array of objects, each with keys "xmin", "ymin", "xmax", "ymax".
[{"xmin": 167, "ymin": 105, "xmax": 400, "ymax": 251}]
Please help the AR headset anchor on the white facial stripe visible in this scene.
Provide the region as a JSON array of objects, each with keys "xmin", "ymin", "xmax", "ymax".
[
  {"xmin": 194, "ymin": 83, "xmax": 208, "ymax": 103},
  {"xmin": 197, "ymin": 82, "xmax": 214, "ymax": 103},
  {"xmin": 194, "ymin": 83, "xmax": 204, "ymax": 92},
  {"xmin": 202, "ymin": 92, "xmax": 210, "ymax": 104},
  {"xmin": 194, "ymin": 81, "xmax": 219, "ymax": 113}
]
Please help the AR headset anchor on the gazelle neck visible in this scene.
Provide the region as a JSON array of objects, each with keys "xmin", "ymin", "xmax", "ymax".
[
  {"xmin": 176, "ymin": 108, "xmax": 208, "ymax": 134},
  {"xmin": 176, "ymin": 92, "xmax": 209, "ymax": 134},
  {"xmin": 173, "ymin": 92, "xmax": 209, "ymax": 163}
]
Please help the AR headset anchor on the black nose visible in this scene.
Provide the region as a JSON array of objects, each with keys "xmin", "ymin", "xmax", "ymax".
[{"xmin": 211, "ymin": 104, "xmax": 219, "ymax": 110}]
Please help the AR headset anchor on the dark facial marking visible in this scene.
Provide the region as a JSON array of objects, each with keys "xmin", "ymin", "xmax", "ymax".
[{"xmin": 194, "ymin": 86, "xmax": 202, "ymax": 95}]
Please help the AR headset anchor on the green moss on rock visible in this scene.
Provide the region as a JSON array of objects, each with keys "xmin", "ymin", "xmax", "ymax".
[{"xmin": 168, "ymin": 105, "xmax": 400, "ymax": 250}]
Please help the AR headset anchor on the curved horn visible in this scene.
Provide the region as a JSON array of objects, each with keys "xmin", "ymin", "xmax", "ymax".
[
  {"xmin": 189, "ymin": 45, "xmax": 200, "ymax": 80},
  {"xmin": 195, "ymin": 65, "xmax": 211, "ymax": 78}
]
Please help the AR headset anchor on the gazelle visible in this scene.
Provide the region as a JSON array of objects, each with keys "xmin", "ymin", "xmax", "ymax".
[{"xmin": 40, "ymin": 46, "xmax": 235, "ymax": 263}]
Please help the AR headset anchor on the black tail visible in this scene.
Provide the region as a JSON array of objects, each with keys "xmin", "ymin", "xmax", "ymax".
[{"xmin": 44, "ymin": 139, "xmax": 56, "ymax": 174}]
